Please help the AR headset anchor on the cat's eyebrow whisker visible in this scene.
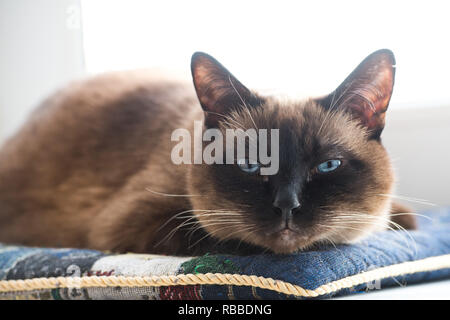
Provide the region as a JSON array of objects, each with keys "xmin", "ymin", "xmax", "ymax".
[
  {"xmin": 222, "ymin": 119, "xmax": 257, "ymax": 143},
  {"xmin": 205, "ymin": 111, "xmax": 246, "ymax": 131},
  {"xmin": 317, "ymin": 79, "xmax": 356, "ymax": 135},
  {"xmin": 205, "ymin": 111, "xmax": 257, "ymax": 143},
  {"xmin": 330, "ymin": 79, "xmax": 356, "ymax": 111},
  {"xmin": 243, "ymin": 107, "xmax": 259, "ymax": 131},
  {"xmin": 227, "ymin": 75, "xmax": 259, "ymax": 131},
  {"xmin": 317, "ymin": 107, "xmax": 339, "ymax": 136},
  {"xmin": 220, "ymin": 119, "xmax": 243, "ymax": 131}
]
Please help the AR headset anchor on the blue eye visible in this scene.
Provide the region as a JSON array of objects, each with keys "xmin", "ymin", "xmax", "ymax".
[
  {"xmin": 317, "ymin": 159, "xmax": 342, "ymax": 173},
  {"xmin": 237, "ymin": 159, "xmax": 260, "ymax": 174}
]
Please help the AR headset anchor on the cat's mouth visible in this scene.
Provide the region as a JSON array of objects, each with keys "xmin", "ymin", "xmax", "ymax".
[
  {"xmin": 263, "ymin": 227, "xmax": 311, "ymax": 254},
  {"xmin": 266, "ymin": 226, "xmax": 298, "ymax": 237}
]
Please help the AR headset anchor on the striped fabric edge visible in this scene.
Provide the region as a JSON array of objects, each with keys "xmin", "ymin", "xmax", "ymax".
[{"xmin": 0, "ymin": 254, "xmax": 449, "ymax": 298}]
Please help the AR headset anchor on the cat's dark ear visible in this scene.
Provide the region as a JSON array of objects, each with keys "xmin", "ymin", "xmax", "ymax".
[
  {"xmin": 317, "ymin": 49, "xmax": 396, "ymax": 139},
  {"xmin": 191, "ymin": 52, "xmax": 263, "ymax": 127}
]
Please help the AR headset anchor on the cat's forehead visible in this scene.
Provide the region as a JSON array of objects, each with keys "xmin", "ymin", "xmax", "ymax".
[{"xmin": 225, "ymin": 99, "xmax": 368, "ymax": 154}]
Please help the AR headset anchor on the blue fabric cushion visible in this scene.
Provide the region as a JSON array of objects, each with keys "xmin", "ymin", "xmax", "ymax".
[{"xmin": 0, "ymin": 208, "xmax": 449, "ymax": 299}]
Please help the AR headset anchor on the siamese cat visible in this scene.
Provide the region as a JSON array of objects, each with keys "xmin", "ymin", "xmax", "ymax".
[{"xmin": 0, "ymin": 49, "xmax": 415, "ymax": 255}]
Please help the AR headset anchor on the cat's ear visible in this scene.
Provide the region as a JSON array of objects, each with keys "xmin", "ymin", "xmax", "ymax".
[
  {"xmin": 191, "ymin": 52, "xmax": 263, "ymax": 127},
  {"xmin": 317, "ymin": 49, "xmax": 396, "ymax": 139}
]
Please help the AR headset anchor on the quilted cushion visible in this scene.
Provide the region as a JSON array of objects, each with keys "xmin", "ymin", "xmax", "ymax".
[{"xmin": 0, "ymin": 208, "xmax": 449, "ymax": 300}]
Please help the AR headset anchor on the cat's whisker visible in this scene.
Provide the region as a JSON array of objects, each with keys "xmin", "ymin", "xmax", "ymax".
[
  {"xmin": 317, "ymin": 223, "xmax": 387, "ymax": 245},
  {"xmin": 145, "ymin": 188, "xmax": 203, "ymax": 198},
  {"xmin": 158, "ymin": 209, "xmax": 243, "ymax": 232},
  {"xmin": 389, "ymin": 212, "xmax": 433, "ymax": 221},
  {"xmin": 220, "ymin": 225, "xmax": 257, "ymax": 245},
  {"xmin": 179, "ymin": 211, "xmax": 243, "ymax": 218},
  {"xmin": 187, "ymin": 223, "xmax": 243, "ymax": 249},
  {"xmin": 323, "ymin": 212, "xmax": 418, "ymax": 254},
  {"xmin": 155, "ymin": 209, "xmax": 243, "ymax": 246},
  {"xmin": 385, "ymin": 219, "xmax": 418, "ymax": 255},
  {"xmin": 158, "ymin": 207, "xmax": 245, "ymax": 248},
  {"xmin": 322, "ymin": 209, "xmax": 403, "ymax": 226},
  {"xmin": 177, "ymin": 217, "xmax": 242, "ymax": 235},
  {"xmin": 320, "ymin": 234, "xmax": 339, "ymax": 251},
  {"xmin": 156, "ymin": 209, "xmax": 215, "ymax": 233},
  {"xmin": 326, "ymin": 209, "xmax": 431, "ymax": 221},
  {"xmin": 235, "ymin": 226, "xmax": 261, "ymax": 251},
  {"xmin": 374, "ymin": 193, "xmax": 436, "ymax": 206},
  {"xmin": 188, "ymin": 220, "xmax": 242, "ymax": 232}
]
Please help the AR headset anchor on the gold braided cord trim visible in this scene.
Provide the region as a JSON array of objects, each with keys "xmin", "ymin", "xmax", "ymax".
[{"xmin": 0, "ymin": 254, "xmax": 449, "ymax": 297}]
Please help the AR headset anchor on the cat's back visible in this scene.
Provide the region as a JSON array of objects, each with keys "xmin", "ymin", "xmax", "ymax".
[
  {"xmin": 0, "ymin": 69, "xmax": 199, "ymax": 245},
  {"xmin": 0, "ymin": 69, "xmax": 198, "ymax": 177}
]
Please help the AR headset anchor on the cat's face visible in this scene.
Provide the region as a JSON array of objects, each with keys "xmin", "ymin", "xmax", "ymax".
[{"xmin": 188, "ymin": 50, "xmax": 396, "ymax": 254}]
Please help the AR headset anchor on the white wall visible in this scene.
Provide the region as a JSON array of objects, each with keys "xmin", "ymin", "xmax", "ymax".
[
  {"xmin": 383, "ymin": 106, "xmax": 450, "ymax": 210},
  {"xmin": 81, "ymin": 0, "xmax": 450, "ymax": 109},
  {"xmin": 0, "ymin": 0, "xmax": 85, "ymax": 145}
]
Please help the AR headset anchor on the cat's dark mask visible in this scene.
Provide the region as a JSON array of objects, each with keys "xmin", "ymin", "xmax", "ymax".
[{"xmin": 188, "ymin": 50, "xmax": 396, "ymax": 254}]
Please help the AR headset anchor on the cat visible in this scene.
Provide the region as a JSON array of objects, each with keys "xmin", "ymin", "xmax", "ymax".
[{"xmin": 0, "ymin": 49, "xmax": 416, "ymax": 255}]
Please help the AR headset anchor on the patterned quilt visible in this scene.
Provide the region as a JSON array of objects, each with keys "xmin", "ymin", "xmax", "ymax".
[{"xmin": 0, "ymin": 208, "xmax": 449, "ymax": 300}]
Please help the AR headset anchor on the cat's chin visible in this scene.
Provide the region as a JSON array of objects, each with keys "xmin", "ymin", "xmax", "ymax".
[{"xmin": 257, "ymin": 229, "xmax": 313, "ymax": 254}]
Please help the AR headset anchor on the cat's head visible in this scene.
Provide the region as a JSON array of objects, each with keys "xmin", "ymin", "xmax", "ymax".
[{"xmin": 187, "ymin": 50, "xmax": 395, "ymax": 254}]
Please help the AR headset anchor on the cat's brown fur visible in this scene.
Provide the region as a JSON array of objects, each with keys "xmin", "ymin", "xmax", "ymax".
[{"xmin": 0, "ymin": 50, "xmax": 416, "ymax": 255}]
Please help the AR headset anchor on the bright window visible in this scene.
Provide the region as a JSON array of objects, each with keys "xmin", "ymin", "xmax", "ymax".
[{"xmin": 81, "ymin": 0, "xmax": 450, "ymax": 109}]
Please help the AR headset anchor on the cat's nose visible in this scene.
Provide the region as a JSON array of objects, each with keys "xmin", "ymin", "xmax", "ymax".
[{"xmin": 272, "ymin": 186, "xmax": 301, "ymax": 218}]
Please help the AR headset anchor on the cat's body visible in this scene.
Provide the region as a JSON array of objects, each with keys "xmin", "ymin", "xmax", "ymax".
[
  {"xmin": 0, "ymin": 51, "xmax": 416, "ymax": 255},
  {"xmin": 0, "ymin": 71, "xmax": 207, "ymax": 254}
]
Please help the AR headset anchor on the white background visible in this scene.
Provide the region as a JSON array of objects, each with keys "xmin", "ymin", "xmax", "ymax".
[{"xmin": 82, "ymin": 0, "xmax": 450, "ymax": 108}]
